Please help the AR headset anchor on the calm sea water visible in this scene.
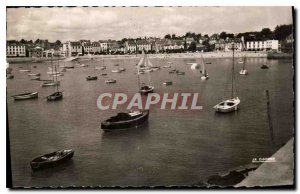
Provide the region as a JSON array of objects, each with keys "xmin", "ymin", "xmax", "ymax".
[{"xmin": 7, "ymin": 56, "xmax": 294, "ymax": 187}]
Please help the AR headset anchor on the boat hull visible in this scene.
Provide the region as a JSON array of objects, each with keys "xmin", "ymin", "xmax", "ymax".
[
  {"xmin": 214, "ymin": 97, "xmax": 240, "ymax": 113},
  {"xmin": 101, "ymin": 111, "xmax": 149, "ymax": 132},
  {"xmin": 30, "ymin": 150, "xmax": 74, "ymax": 171},
  {"xmin": 13, "ymin": 92, "xmax": 38, "ymax": 100},
  {"xmin": 47, "ymin": 92, "xmax": 63, "ymax": 101},
  {"xmin": 140, "ymin": 86, "xmax": 154, "ymax": 95}
]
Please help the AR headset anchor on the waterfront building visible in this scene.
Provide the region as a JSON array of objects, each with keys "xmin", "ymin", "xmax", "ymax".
[
  {"xmin": 99, "ymin": 41, "xmax": 108, "ymax": 52},
  {"xmin": 92, "ymin": 42, "xmax": 101, "ymax": 54},
  {"xmin": 6, "ymin": 43, "xmax": 26, "ymax": 57},
  {"xmin": 136, "ymin": 39, "xmax": 152, "ymax": 52},
  {"xmin": 83, "ymin": 42, "xmax": 93, "ymax": 54},
  {"xmin": 246, "ymin": 40, "xmax": 279, "ymax": 51},
  {"xmin": 62, "ymin": 41, "xmax": 83, "ymax": 57},
  {"xmin": 280, "ymin": 33, "xmax": 293, "ymax": 53},
  {"xmin": 28, "ymin": 46, "xmax": 44, "ymax": 58},
  {"xmin": 125, "ymin": 40, "xmax": 137, "ymax": 53},
  {"xmin": 215, "ymin": 37, "xmax": 244, "ymax": 51}
]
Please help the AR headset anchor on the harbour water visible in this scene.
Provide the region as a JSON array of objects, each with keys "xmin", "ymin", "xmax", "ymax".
[{"xmin": 7, "ymin": 57, "xmax": 294, "ymax": 187}]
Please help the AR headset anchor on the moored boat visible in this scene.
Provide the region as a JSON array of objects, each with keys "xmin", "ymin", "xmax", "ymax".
[
  {"xmin": 6, "ymin": 74, "xmax": 14, "ymax": 79},
  {"xmin": 30, "ymin": 76, "xmax": 40, "ymax": 80},
  {"xmin": 28, "ymin": 73, "xmax": 41, "ymax": 76},
  {"xmin": 86, "ymin": 76, "xmax": 98, "ymax": 81},
  {"xmin": 105, "ymin": 79, "xmax": 117, "ymax": 84},
  {"xmin": 261, "ymin": 64, "xmax": 269, "ymax": 69},
  {"xmin": 176, "ymin": 71, "xmax": 185, "ymax": 75},
  {"xmin": 140, "ymin": 85, "xmax": 154, "ymax": 94},
  {"xmin": 163, "ymin": 81, "xmax": 173, "ymax": 86},
  {"xmin": 41, "ymin": 81, "xmax": 60, "ymax": 87},
  {"xmin": 47, "ymin": 91, "xmax": 63, "ymax": 101},
  {"xmin": 111, "ymin": 69, "xmax": 122, "ymax": 73},
  {"xmin": 30, "ymin": 149, "xmax": 74, "ymax": 170},
  {"xmin": 12, "ymin": 92, "xmax": 38, "ymax": 100},
  {"xmin": 19, "ymin": 69, "xmax": 31, "ymax": 72},
  {"xmin": 213, "ymin": 97, "xmax": 240, "ymax": 113},
  {"xmin": 101, "ymin": 110, "xmax": 149, "ymax": 132}
]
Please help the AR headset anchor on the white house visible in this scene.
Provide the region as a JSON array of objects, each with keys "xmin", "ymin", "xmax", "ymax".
[
  {"xmin": 246, "ymin": 40, "xmax": 279, "ymax": 51},
  {"xmin": 7, "ymin": 43, "xmax": 26, "ymax": 57}
]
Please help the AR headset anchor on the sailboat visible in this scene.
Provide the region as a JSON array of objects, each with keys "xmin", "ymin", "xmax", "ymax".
[
  {"xmin": 41, "ymin": 57, "xmax": 60, "ymax": 87},
  {"xmin": 200, "ymin": 54, "xmax": 209, "ymax": 80},
  {"xmin": 213, "ymin": 43, "xmax": 240, "ymax": 113},
  {"xmin": 101, "ymin": 50, "xmax": 149, "ymax": 132},
  {"xmin": 137, "ymin": 50, "xmax": 154, "ymax": 95},
  {"xmin": 47, "ymin": 60, "xmax": 63, "ymax": 101},
  {"xmin": 239, "ymin": 55, "xmax": 248, "ymax": 75}
]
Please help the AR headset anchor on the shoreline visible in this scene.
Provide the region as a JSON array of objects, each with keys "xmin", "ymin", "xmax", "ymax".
[{"xmin": 7, "ymin": 51, "xmax": 267, "ymax": 64}]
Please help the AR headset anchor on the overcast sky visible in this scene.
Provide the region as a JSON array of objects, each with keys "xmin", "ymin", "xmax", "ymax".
[{"xmin": 7, "ymin": 6, "xmax": 293, "ymax": 42}]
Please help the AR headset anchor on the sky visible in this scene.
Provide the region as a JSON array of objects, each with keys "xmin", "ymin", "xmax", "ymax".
[{"xmin": 6, "ymin": 6, "xmax": 293, "ymax": 42}]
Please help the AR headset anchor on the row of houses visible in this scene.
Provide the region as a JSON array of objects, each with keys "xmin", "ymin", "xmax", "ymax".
[{"xmin": 7, "ymin": 35, "xmax": 290, "ymax": 58}]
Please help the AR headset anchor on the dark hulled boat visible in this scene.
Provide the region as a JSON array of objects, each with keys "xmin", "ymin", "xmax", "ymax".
[
  {"xmin": 140, "ymin": 85, "xmax": 154, "ymax": 95},
  {"xmin": 47, "ymin": 91, "xmax": 63, "ymax": 101},
  {"xmin": 261, "ymin": 64, "xmax": 269, "ymax": 69},
  {"xmin": 30, "ymin": 149, "xmax": 74, "ymax": 170},
  {"xmin": 86, "ymin": 76, "xmax": 98, "ymax": 80},
  {"xmin": 101, "ymin": 110, "xmax": 149, "ymax": 132}
]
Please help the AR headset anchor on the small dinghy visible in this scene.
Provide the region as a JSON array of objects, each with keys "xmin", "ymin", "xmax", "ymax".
[
  {"xmin": 95, "ymin": 66, "xmax": 106, "ymax": 70},
  {"xmin": 140, "ymin": 85, "xmax": 154, "ymax": 95},
  {"xmin": 30, "ymin": 149, "xmax": 74, "ymax": 170},
  {"xmin": 111, "ymin": 69, "xmax": 121, "ymax": 73},
  {"xmin": 47, "ymin": 91, "xmax": 63, "ymax": 101},
  {"xmin": 105, "ymin": 79, "xmax": 117, "ymax": 84},
  {"xmin": 19, "ymin": 69, "xmax": 31, "ymax": 72},
  {"xmin": 239, "ymin": 69, "xmax": 248, "ymax": 75},
  {"xmin": 169, "ymin": 69, "xmax": 176, "ymax": 74},
  {"xmin": 261, "ymin": 64, "xmax": 269, "ymax": 69},
  {"xmin": 118, "ymin": 67, "xmax": 126, "ymax": 72},
  {"xmin": 30, "ymin": 76, "xmax": 40, "ymax": 80},
  {"xmin": 65, "ymin": 65, "xmax": 75, "ymax": 69},
  {"xmin": 12, "ymin": 92, "xmax": 38, "ymax": 100},
  {"xmin": 101, "ymin": 73, "xmax": 108, "ymax": 76},
  {"xmin": 151, "ymin": 66, "xmax": 160, "ymax": 71},
  {"xmin": 101, "ymin": 110, "xmax": 149, "ymax": 132},
  {"xmin": 176, "ymin": 71, "xmax": 185, "ymax": 75},
  {"xmin": 86, "ymin": 76, "xmax": 98, "ymax": 81},
  {"xmin": 41, "ymin": 81, "xmax": 60, "ymax": 87},
  {"xmin": 163, "ymin": 81, "xmax": 172, "ymax": 86},
  {"xmin": 163, "ymin": 65, "xmax": 171, "ymax": 68},
  {"xmin": 28, "ymin": 73, "xmax": 41, "ymax": 76},
  {"xmin": 78, "ymin": 63, "xmax": 88, "ymax": 67},
  {"xmin": 114, "ymin": 64, "xmax": 119, "ymax": 66},
  {"xmin": 213, "ymin": 97, "xmax": 240, "ymax": 113}
]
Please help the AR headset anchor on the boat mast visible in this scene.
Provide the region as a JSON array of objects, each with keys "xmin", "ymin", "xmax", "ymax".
[
  {"xmin": 231, "ymin": 43, "xmax": 235, "ymax": 99},
  {"xmin": 243, "ymin": 55, "xmax": 246, "ymax": 70},
  {"xmin": 55, "ymin": 60, "xmax": 59, "ymax": 92}
]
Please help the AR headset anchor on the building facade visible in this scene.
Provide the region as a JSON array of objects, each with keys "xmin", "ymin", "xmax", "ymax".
[
  {"xmin": 6, "ymin": 43, "xmax": 26, "ymax": 57},
  {"xmin": 246, "ymin": 40, "xmax": 279, "ymax": 51}
]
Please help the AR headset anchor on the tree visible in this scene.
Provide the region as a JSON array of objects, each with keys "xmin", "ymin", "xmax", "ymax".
[
  {"xmin": 55, "ymin": 40, "xmax": 61, "ymax": 45},
  {"xmin": 164, "ymin": 34, "xmax": 171, "ymax": 39},
  {"xmin": 274, "ymin": 24, "xmax": 293, "ymax": 41},
  {"xmin": 35, "ymin": 39, "xmax": 40, "ymax": 44},
  {"xmin": 220, "ymin": 32, "xmax": 227, "ymax": 39},
  {"xmin": 20, "ymin": 39, "xmax": 26, "ymax": 44},
  {"xmin": 171, "ymin": 34, "xmax": 176, "ymax": 39},
  {"xmin": 188, "ymin": 41, "xmax": 197, "ymax": 52},
  {"xmin": 261, "ymin": 28, "xmax": 273, "ymax": 40}
]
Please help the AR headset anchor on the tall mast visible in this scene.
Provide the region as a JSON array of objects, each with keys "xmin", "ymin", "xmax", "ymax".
[
  {"xmin": 231, "ymin": 43, "xmax": 235, "ymax": 99},
  {"xmin": 55, "ymin": 60, "xmax": 58, "ymax": 92},
  {"xmin": 51, "ymin": 56, "xmax": 54, "ymax": 83}
]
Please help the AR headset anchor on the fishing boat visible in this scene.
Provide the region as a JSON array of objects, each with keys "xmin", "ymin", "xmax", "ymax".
[
  {"xmin": 239, "ymin": 56, "xmax": 248, "ymax": 75},
  {"xmin": 169, "ymin": 69, "xmax": 176, "ymax": 74},
  {"xmin": 101, "ymin": 73, "xmax": 108, "ymax": 76},
  {"xmin": 30, "ymin": 149, "xmax": 74, "ymax": 170},
  {"xmin": 119, "ymin": 67, "xmax": 126, "ymax": 72},
  {"xmin": 163, "ymin": 81, "xmax": 173, "ymax": 86},
  {"xmin": 200, "ymin": 54, "xmax": 209, "ymax": 80},
  {"xmin": 42, "ymin": 58, "xmax": 61, "ymax": 87},
  {"xmin": 12, "ymin": 92, "xmax": 38, "ymax": 100},
  {"xmin": 101, "ymin": 110, "xmax": 149, "ymax": 132},
  {"xmin": 105, "ymin": 79, "xmax": 117, "ymax": 84},
  {"xmin": 86, "ymin": 76, "xmax": 98, "ymax": 81},
  {"xmin": 137, "ymin": 50, "xmax": 155, "ymax": 94},
  {"xmin": 214, "ymin": 43, "xmax": 240, "ymax": 113},
  {"xmin": 28, "ymin": 73, "xmax": 41, "ymax": 76},
  {"xmin": 47, "ymin": 59, "xmax": 64, "ymax": 101},
  {"xmin": 261, "ymin": 64, "xmax": 269, "ymax": 69},
  {"xmin": 151, "ymin": 66, "xmax": 160, "ymax": 71}
]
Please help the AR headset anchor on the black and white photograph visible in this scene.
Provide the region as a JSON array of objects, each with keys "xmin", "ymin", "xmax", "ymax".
[{"xmin": 5, "ymin": 5, "xmax": 295, "ymax": 189}]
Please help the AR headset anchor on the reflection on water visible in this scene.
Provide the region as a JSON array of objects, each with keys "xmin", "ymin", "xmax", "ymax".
[{"xmin": 7, "ymin": 57, "xmax": 293, "ymax": 187}]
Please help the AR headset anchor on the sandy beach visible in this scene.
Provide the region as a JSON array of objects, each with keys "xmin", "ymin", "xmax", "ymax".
[{"xmin": 7, "ymin": 51, "xmax": 267, "ymax": 64}]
